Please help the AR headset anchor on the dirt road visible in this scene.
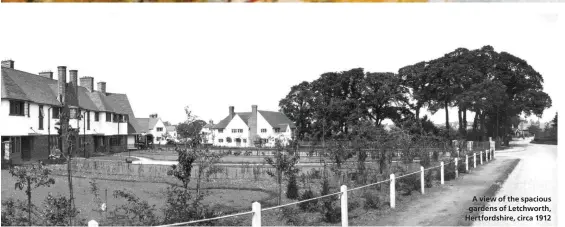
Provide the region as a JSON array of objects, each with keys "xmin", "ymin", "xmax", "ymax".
[
  {"xmin": 351, "ymin": 153, "xmax": 520, "ymax": 226},
  {"xmin": 473, "ymin": 141, "xmax": 557, "ymax": 226}
]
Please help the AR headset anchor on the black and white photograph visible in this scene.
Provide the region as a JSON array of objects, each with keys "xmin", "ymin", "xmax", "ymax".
[{"xmin": 0, "ymin": 4, "xmax": 562, "ymax": 227}]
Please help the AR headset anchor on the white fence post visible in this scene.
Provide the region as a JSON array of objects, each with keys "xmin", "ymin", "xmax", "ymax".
[
  {"xmin": 252, "ymin": 201, "xmax": 261, "ymax": 227},
  {"xmin": 420, "ymin": 166, "xmax": 425, "ymax": 194},
  {"xmin": 454, "ymin": 158, "xmax": 458, "ymax": 178},
  {"xmin": 473, "ymin": 153, "xmax": 477, "ymax": 168},
  {"xmin": 88, "ymin": 220, "xmax": 98, "ymax": 227},
  {"xmin": 440, "ymin": 161, "xmax": 444, "ymax": 185},
  {"xmin": 341, "ymin": 185, "xmax": 348, "ymax": 227},
  {"xmin": 465, "ymin": 155, "xmax": 469, "ymax": 172},
  {"xmin": 480, "ymin": 151, "xmax": 483, "ymax": 165},
  {"xmin": 390, "ymin": 173, "xmax": 395, "ymax": 208}
]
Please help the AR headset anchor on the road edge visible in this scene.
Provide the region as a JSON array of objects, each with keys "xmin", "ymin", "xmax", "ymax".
[{"xmin": 457, "ymin": 158, "xmax": 521, "ymax": 226}]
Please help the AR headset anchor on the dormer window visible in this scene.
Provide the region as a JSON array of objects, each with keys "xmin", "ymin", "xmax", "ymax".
[
  {"xmin": 218, "ymin": 129, "xmax": 224, "ymax": 133},
  {"xmin": 274, "ymin": 128, "xmax": 281, "ymax": 133}
]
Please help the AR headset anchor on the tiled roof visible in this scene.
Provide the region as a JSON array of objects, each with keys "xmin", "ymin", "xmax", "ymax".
[
  {"xmin": 2, "ymin": 66, "xmax": 143, "ymax": 134},
  {"xmin": 165, "ymin": 126, "xmax": 176, "ymax": 132},
  {"xmin": 212, "ymin": 112, "xmax": 250, "ymax": 129},
  {"xmin": 211, "ymin": 110, "xmax": 295, "ymax": 129},
  {"xmin": 259, "ymin": 110, "xmax": 296, "ymax": 129},
  {"xmin": 136, "ymin": 118, "xmax": 159, "ymax": 131}
]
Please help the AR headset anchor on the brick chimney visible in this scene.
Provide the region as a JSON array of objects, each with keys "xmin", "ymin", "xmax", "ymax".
[
  {"xmin": 229, "ymin": 106, "xmax": 235, "ymax": 119},
  {"xmin": 150, "ymin": 114, "xmax": 158, "ymax": 118},
  {"xmin": 1, "ymin": 60, "xmax": 14, "ymax": 69},
  {"xmin": 97, "ymin": 82, "xmax": 106, "ymax": 95},
  {"xmin": 39, "ymin": 71, "xmax": 53, "ymax": 79},
  {"xmin": 69, "ymin": 70, "xmax": 79, "ymax": 94},
  {"xmin": 69, "ymin": 70, "xmax": 78, "ymax": 87},
  {"xmin": 57, "ymin": 66, "xmax": 67, "ymax": 103},
  {"xmin": 80, "ymin": 76, "xmax": 94, "ymax": 91},
  {"xmin": 249, "ymin": 105, "xmax": 258, "ymax": 146}
]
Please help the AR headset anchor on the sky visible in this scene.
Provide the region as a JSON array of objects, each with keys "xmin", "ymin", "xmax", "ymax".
[{"xmin": 0, "ymin": 4, "xmax": 562, "ymax": 126}]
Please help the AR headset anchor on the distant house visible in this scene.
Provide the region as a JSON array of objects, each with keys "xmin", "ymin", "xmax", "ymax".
[
  {"xmin": 208, "ymin": 105, "xmax": 296, "ymax": 148},
  {"xmin": 165, "ymin": 125, "xmax": 178, "ymax": 141},
  {"xmin": 136, "ymin": 114, "xmax": 167, "ymax": 145},
  {"xmin": 1, "ymin": 60, "xmax": 144, "ymax": 164},
  {"xmin": 201, "ymin": 120, "xmax": 214, "ymax": 144}
]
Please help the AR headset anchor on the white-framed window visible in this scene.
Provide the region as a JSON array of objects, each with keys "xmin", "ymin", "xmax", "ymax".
[
  {"xmin": 219, "ymin": 139, "xmax": 224, "ymax": 143},
  {"xmin": 157, "ymin": 127, "xmax": 163, "ymax": 132},
  {"xmin": 218, "ymin": 129, "xmax": 224, "ymax": 133},
  {"xmin": 274, "ymin": 128, "xmax": 281, "ymax": 133},
  {"xmin": 261, "ymin": 129, "xmax": 267, "ymax": 133}
]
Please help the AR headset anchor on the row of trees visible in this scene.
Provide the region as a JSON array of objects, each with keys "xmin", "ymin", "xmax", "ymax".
[{"xmin": 280, "ymin": 46, "xmax": 552, "ymax": 144}]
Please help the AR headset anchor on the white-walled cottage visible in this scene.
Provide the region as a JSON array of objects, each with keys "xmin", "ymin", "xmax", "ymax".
[
  {"xmin": 207, "ymin": 105, "xmax": 295, "ymax": 148},
  {"xmin": 136, "ymin": 114, "xmax": 168, "ymax": 145}
]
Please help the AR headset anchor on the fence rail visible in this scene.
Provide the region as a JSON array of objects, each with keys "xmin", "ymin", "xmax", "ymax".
[{"xmin": 88, "ymin": 142, "xmax": 496, "ymax": 227}]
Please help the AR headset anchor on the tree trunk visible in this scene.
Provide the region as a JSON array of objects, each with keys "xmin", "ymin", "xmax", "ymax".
[
  {"xmin": 278, "ymin": 173, "xmax": 282, "ymax": 205},
  {"xmin": 463, "ymin": 108, "xmax": 467, "ymax": 136},
  {"xmin": 445, "ymin": 100, "xmax": 450, "ymax": 130},
  {"xmin": 27, "ymin": 178, "xmax": 32, "ymax": 226},
  {"xmin": 458, "ymin": 108, "xmax": 463, "ymax": 134}
]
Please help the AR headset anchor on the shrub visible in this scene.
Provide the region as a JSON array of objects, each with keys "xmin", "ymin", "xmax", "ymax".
[
  {"xmin": 362, "ymin": 191, "xmax": 381, "ymax": 210},
  {"xmin": 458, "ymin": 159, "xmax": 467, "ymax": 173},
  {"xmin": 42, "ymin": 193, "xmax": 83, "ymax": 226},
  {"xmin": 162, "ymin": 186, "xmax": 217, "ymax": 226},
  {"xmin": 286, "ymin": 175, "xmax": 300, "ymax": 200},
  {"xmin": 424, "ymin": 170, "xmax": 433, "ymax": 188},
  {"xmin": 444, "ymin": 162, "xmax": 456, "ymax": 181},
  {"xmin": 319, "ymin": 177, "xmax": 340, "ymax": 223},
  {"xmin": 280, "ymin": 207, "xmax": 307, "ymax": 226},
  {"xmin": 397, "ymin": 173, "xmax": 420, "ymax": 196},
  {"xmin": 298, "ymin": 189, "xmax": 318, "ymax": 212},
  {"xmin": 106, "ymin": 189, "xmax": 159, "ymax": 226},
  {"xmin": 233, "ymin": 150, "xmax": 242, "ymax": 156},
  {"xmin": 1, "ymin": 199, "xmax": 30, "ymax": 226}
]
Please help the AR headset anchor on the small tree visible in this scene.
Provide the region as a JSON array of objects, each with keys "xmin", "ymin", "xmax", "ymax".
[
  {"xmin": 167, "ymin": 147, "xmax": 197, "ymax": 190},
  {"xmin": 265, "ymin": 139, "xmax": 300, "ymax": 205},
  {"xmin": 9, "ymin": 162, "xmax": 55, "ymax": 226}
]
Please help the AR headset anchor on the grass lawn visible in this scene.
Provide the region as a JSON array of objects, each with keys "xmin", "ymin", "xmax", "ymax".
[{"xmin": 1, "ymin": 170, "xmax": 274, "ymax": 224}]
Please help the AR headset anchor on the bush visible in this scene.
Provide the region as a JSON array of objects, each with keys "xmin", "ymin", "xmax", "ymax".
[
  {"xmin": 280, "ymin": 207, "xmax": 307, "ymax": 226},
  {"xmin": 298, "ymin": 189, "xmax": 318, "ymax": 212},
  {"xmin": 458, "ymin": 159, "xmax": 467, "ymax": 173},
  {"xmin": 319, "ymin": 177, "xmax": 340, "ymax": 223},
  {"xmin": 42, "ymin": 193, "xmax": 83, "ymax": 226},
  {"xmin": 397, "ymin": 173, "xmax": 420, "ymax": 196},
  {"xmin": 444, "ymin": 162, "xmax": 456, "ymax": 181},
  {"xmin": 162, "ymin": 186, "xmax": 217, "ymax": 226},
  {"xmin": 362, "ymin": 191, "xmax": 381, "ymax": 210},
  {"xmin": 424, "ymin": 170, "xmax": 433, "ymax": 188},
  {"xmin": 106, "ymin": 189, "xmax": 159, "ymax": 226},
  {"xmin": 286, "ymin": 175, "xmax": 300, "ymax": 200},
  {"xmin": 233, "ymin": 150, "xmax": 242, "ymax": 156},
  {"xmin": 1, "ymin": 199, "xmax": 30, "ymax": 226}
]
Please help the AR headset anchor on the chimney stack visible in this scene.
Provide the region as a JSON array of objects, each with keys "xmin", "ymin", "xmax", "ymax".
[
  {"xmin": 39, "ymin": 71, "xmax": 53, "ymax": 79},
  {"xmin": 229, "ymin": 106, "xmax": 235, "ymax": 119},
  {"xmin": 249, "ymin": 105, "xmax": 258, "ymax": 147},
  {"xmin": 69, "ymin": 70, "xmax": 78, "ymax": 87},
  {"xmin": 80, "ymin": 77, "xmax": 94, "ymax": 91},
  {"xmin": 1, "ymin": 60, "xmax": 14, "ymax": 69},
  {"xmin": 97, "ymin": 82, "xmax": 106, "ymax": 95},
  {"xmin": 57, "ymin": 66, "xmax": 67, "ymax": 102}
]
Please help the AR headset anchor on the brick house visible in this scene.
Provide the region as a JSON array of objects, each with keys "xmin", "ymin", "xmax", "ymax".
[
  {"xmin": 1, "ymin": 60, "xmax": 144, "ymax": 164},
  {"xmin": 208, "ymin": 105, "xmax": 296, "ymax": 148}
]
